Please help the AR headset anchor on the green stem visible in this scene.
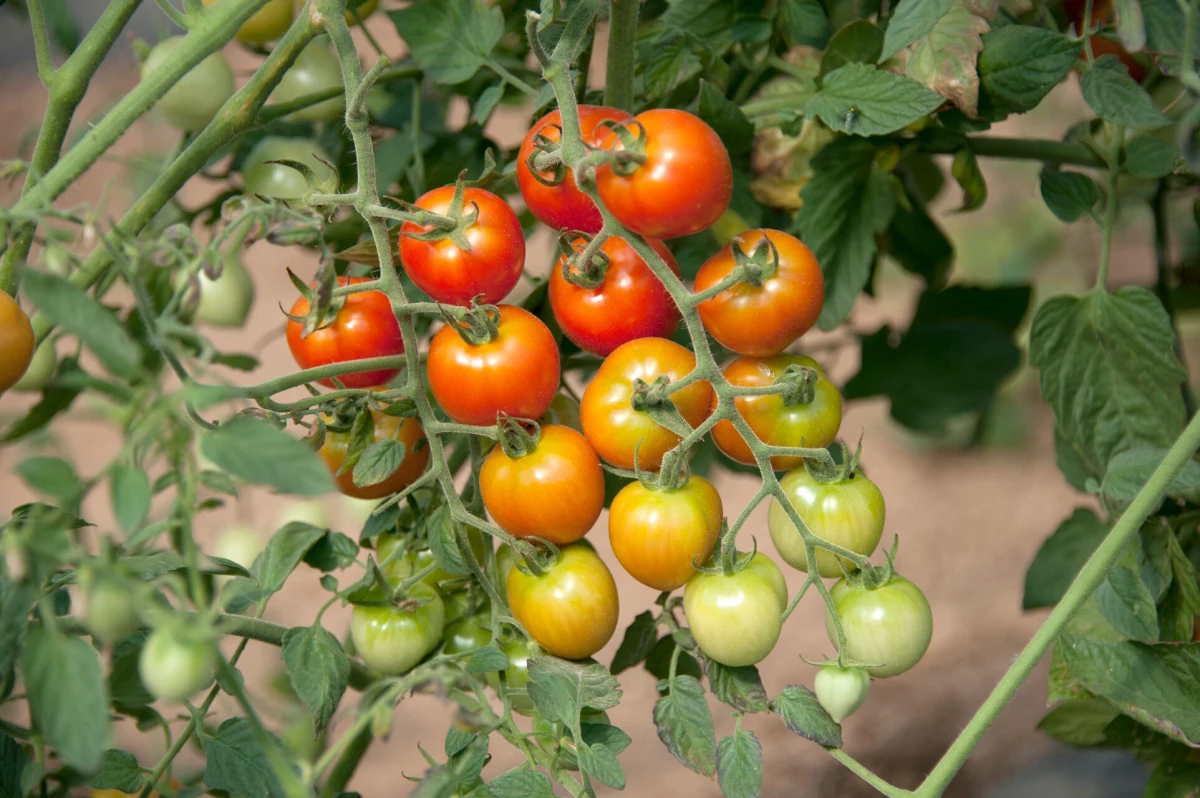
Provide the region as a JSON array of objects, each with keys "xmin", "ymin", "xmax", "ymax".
[
  {"xmin": 259, "ymin": 63, "xmax": 421, "ymax": 122},
  {"xmin": 603, "ymin": 0, "xmax": 639, "ymax": 112},
  {"xmin": 914, "ymin": 409, "xmax": 1200, "ymax": 797},
  {"xmin": 1096, "ymin": 125, "xmax": 1123, "ymax": 290},
  {"xmin": 917, "ymin": 136, "xmax": 1107, "ymax": 169},
  {"xmin": 1152, "ymin": 182, "xmax": 1196, "ymax": 416},
  {"xmin": 488, "ymin": 59, "xmax": 539, "ymax": 97},
  {"xmin": 28, "ymin": 0, "xmax": 56, "ymax": 86},
  {"xmin": 318, "ymin": 726, "xmax": 372, "ymax": 798}
]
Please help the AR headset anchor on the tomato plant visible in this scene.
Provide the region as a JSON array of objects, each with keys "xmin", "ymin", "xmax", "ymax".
[
  {"xmin": 608, "ymin": 475, "xmax": 722, "ymax": 591},
  {"xmin": 398, "ymin": 186, "xmax": 525, "ymax": 306},
  {"xmin": 286, "ymin": 276, "xmax": 405, "ymax": 389},
  {"xmin": 550, "ymin": 234, "xmax": 682, "ymax": 356},
  {"xmin": 825, "ymin": 576, "xmax": 933, "ymax": 679},
  {"xmin": 141, "ymin": 37, "xmax": 234, "ymax": 131},
  {"xmin": 683, "ymin": 552, "xmax": 787, "ymax": 667},
  {"xmin": 350, "ymin": 584, "xmax": 446, "ymax": 675},
  {"xmin": 507, "ymin": 543, "xmax": 619, "ymax": 660}
]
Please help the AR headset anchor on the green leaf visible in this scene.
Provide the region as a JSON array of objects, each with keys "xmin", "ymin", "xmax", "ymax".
[
  {"xmin": 977, "ymin": 26, "xmax": 1081, "ymax": 117},
  {"xmin": 351, "ymin": 439, "xmax": 405, "ymax": 489},
  {"xmin": 1113, "ymin": 0, "xmax": 1146, "ymax": 51},
  {"xmin": 903, "ymin": 0, "xmax": 993, "ymax": 117},
  {"xmin": 1158, "ymin": 526, "xmax": 1200, "ymax": 642},
  {"xmin": 1097, "ymin": 565, "xmax": 1160, "ymax": 643},
  {"xmin": 779, "ymin": 0, "xmax": 829, "ymax": 48},
  {"xmin": 819, "ymin": 20, "xmax": 883, "ymax": 76},
  {"xmin": 473, "ymin": 85, "xmax": 504, "ymax": 125},
  {"xmin": 806, "ymin": 63, "xmax": 943, "ymax": 136},
  {"xmin": 21, "ymin": 628, "xmax": 108, "ymax": 772},
  {"xmin": 1138, "ymin": 519, "xmax": 1174, "ymax": 603},
  {"xmin": 1080, "ymin": 55, "xmax": 1171, "ymax": 128},
  {"xmin": 0, "ymin": 731, "xmax": 30, "ymax": 798},
  {"xmin": 281, "ymin": 625, "xmax": 350, "ymax": 734},
  {"xmin": 42, "ymin": 0, "xmax": 79, "ymax": 52},
  {"xmin": 19, "ymin": 270, "xmax": 140, "ymax": 380},
  {"xmin": 581, "ymin": 723, "xmax": 632, "ymax": 754},
  {"xmin": 1039, "ymin": 169, "xmax": 1100, "ymax": 223},
  {"xmin": 653, "ymin": 675, "xmax": 717, "ymax": 776},
  {"xmin": 644, "ymin": 635, "xmax": 702, "ymax": 682},
  {"xmin": 467, "ymin": 645, "xmax": 509, "ymax": 673},
  {"xmin": 444, "ymin": 727, "xmax": 474, "ymax": 758},
  {"xmin": 1146, "ymin": 761, "xmax": 1200, "ymax": 797},
  {"xmin": 1, "ymin": 360, "xmax": 83, "ymax": 443},
  {"xmin": 1023, "ymin": 508, "xmax": 1108, "ymax": 610},
  {"xmin": 577, "ymin": 742, "xmax": 625, "ymax": 790},
  {"xmin": 527, "ymin": 656, "xmax": 622, "ymax": 727},
  {"xmin": 0, "ymin": 580, "xmax": 35, "ymax": 685},
  {"xmin": 1125, "ymin": 136, "xmax": 1179, "ymax": 179},
  {"xmin": 254, "ymin": 522, "xmax": 327, "ymax": 596},
  {"xmin": 611, "ymin": 611, "xmax": 659, "ymax": 675},
  {"xmin": 426, "ymin": 504, "xmax": 468, "ymax": 578},
  {"xmin": 107, "ymin": 632, "xmax": 154, "ymax": 709},
  {"xmin": 110, "ymin": 465, "xmax": 151, "ymax": 535},
  {"xmin": 1101, "ymin": 447, "xmax": 1200, "ymax": 508},
  {"xmin": 697, "ymin": 81, "xmax": 754, "ymax": 157},
  {"xmin": 886, "ymin": 193, "xmax": 953, "ymax": 290},
  {"xmin": 1143, "ymin": 0, "xmax": 1200, "ymax": 74},
  {"xmin": 86, "ymin": 749, "xmax": 145, "ymax": 794},
  {"xmin": 1036, "ymin": 699, "xmax": 1121, "ymax": 746},
  {"xmin": 704, "ymin": 660, "xmax": 768, "ymax": 713},
  {"xmin": 772, "ymin": 685, "xmax": 842, "ymax": 747},
  {"xmin": 479, "ymin": 770, "xmax": 556, "ymax": 798},
  {"xmin": 201, "ymin": 416, "xmax": 334, "ymax": 496},
  {"xmin": 203, "ymin": 717, "xmax": 292, "ymax": 798},
  {"xmin": 16, "ymin": 456, "xmax": 81, "ymax": 505},
  {"xmin": 951, "ymin": 147, "xmax": 987, "ymax": 211},
  {"xmin": 716, "ymin": 730, "xmax": 763, "ymax": 798},
  {"xmin": 879, "ymin": 0, "xmax": 955, "ymax": 61},
  {"xmin": 304, "ymin": 531, "xmax": 361, "ymax": 573},
  {"xmin": 795, "ymin": 137, "xmax": 895, "ymax": 330},
  {"xmin": 388, "ymin": 0, "xmax": 503, "ymax": 84},
  {"xmin": 1059, "ymin": 636, "xmax": 1200, "ymax": 746},
  {"xmin": 1029, "ymin": 287, "xmax": 1187, "ymax": 480},
  {"xmin": 844, "ymin": 285, "xmax": 1028, "ymax": 433}
]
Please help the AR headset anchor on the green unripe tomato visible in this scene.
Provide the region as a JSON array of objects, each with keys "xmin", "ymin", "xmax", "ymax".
[
  {"xmin": 242, "ymin": 137, "xmax": 337, "ymax": 200},
  {"xmin": 269, "ymin": 40, "xmax": 344, "ymax": 122},
  {"xmin": 534, "ymin": 708, "xmax": 612, "ymax": 770},
  {"xmin": 767, "ymin": 467, "xmax": 886, "ymax": 578},
  {"xmin": 496, "ymin": 544, "xmax": 516, "ymax": 587},
  {"xmin": 213, "ymin": 524, "xmax": 264, "ymax": 569},
  {"xmin": 83, "ymin": 574, "xmax": 140, "ymax": 646},
  {"xmin": 191, "ymin": 255, "xmax": 255, "ymax": 328},
  {"xmin": 683, "ymin": 553, "xmax": 787, "ymax": 667},
  {"xmin": 142, "ymin": 37, "xmax": 235, "ymax": 132},
  {"xmin": 277, "ymin": 499, "xmax": 330, "ymax": 530},
  {"xmin": 824, "ymin": 576, "xmax": 932, "ymax": 678},
  {"xmin": 139, "ymin": 627, "xmax": 218, "ymax": 702},
  {"xmin": 11, "ymin": 340, "xmax": 56, "ymax": 392},
  {"xmin": 814, "ymin": 665, "xmax": 870, "ymax": 722},
  {"xmin": 442, "ymin": 617, "xmax": 491, "ymax": 655},
  {"xmin": 486, "ymin": 638, "xmax": 536, "ymax": 714},
  {"xmin": 376, "ymin": 529, "xmax": 488, "ymax": 590},
  {"xmin": 350, "ymin": 584, "xmax": 445, "ymax": 675}
]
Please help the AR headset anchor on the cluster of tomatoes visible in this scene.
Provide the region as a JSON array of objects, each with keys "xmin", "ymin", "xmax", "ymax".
[{"xmin": 276, "ymin": 103, "xmax": 932, "ymax": 713}]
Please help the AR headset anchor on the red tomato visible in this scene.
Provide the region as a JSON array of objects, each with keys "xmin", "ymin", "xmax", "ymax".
[
  {"xmin": 711, "ymin": 354, "xmax": 842, "ymax": 470},
  {"xmin": 399, "ymin": 186, "xmax": 525, "ymax": 306},
  {"xmin": 594, "ymin": 109, "xmax": 733, "ymax": 240},
  {"xmin": 480, "ymin": 424, "xmax": 605, "ymax": 545},
  {"xmin": 427, "ymin": 305, "xmax": 560, "ymax": 426},
  {"xmin": 286, "ymin": 276, "xmax": 404, "ymax": 389},
  {"xmin": 550, "ymin": 235, "xmax": 682, "ymax": 356},
  {"xmin": 608, "ymin": 475, "xmax": 723, "ymax": 591},
  {"xmin": 507, "ymin": 543, "xmax": 619, "ymax": 660},
  {"xmin": 694, "ymin": 229, "xmax": 824, "ymax": 357},
  {"xmin": 517, "ymin": 105, "xmax": 633, "ymax": 234},
  {"xmin": 320, "ymin": 409, "xmax": 430, "ymax": 499},
  {"xmin": 579, "ymin": 338, "xmax": 713, "ymax": 470}
]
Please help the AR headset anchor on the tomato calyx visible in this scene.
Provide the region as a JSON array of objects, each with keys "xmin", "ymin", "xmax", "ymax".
[
  {"xmin": 258, "ymin": 154, "xmax": 337, "ymax": 207},
  {"xmin": 525, "ymin": 124, "xmax": 567, "ymax": 187},
  {"xmin": 511, "ymin": 537, "xmax": 560, "ymax": 579},
  {"xmin": 841, "ymin": 534, "xmax": 899, "ymax": 589},
  {"xmin": 495, "ymin": 414, "xmax": 543, "ymax": 458},
  {"xmin": 439, "ymin": 302, "xmax": 501, "ymax": 345},
  {"xmin": 803, "ymin": 439, "xmax": 863, "ymax": 485},
  {"xmin": 773, "ymin": 363, "xmax": 819, "ymax": 407},
  {"xmin": 557, "ymin": 231, "xmax": 611, "ymax": 289},
  {"xmin": 592, "ymin": 118, "xmax": 649, "ymax": 177},
  {"xmin": 628, "ymin": 374, "xmax": 696, "ymax": 436},
  {"xmin": 283, "ymin": 267, "xmax": 342, "ymax": 337},
  {"xmin": 731, "ymin": 233, "xmax": 781, "ymax": 287},
  {"xmin": 396, "ymin": 173, "xmax": 479, "ymax": 252}
]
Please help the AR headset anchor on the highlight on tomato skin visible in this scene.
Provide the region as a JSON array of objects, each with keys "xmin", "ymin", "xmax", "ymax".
[{"xmin": 683, "ymin": 552, "xmax": 787, "ymax": 667}]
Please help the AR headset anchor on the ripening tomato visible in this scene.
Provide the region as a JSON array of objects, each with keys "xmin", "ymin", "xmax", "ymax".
[
  {"xmin": 345, "ymin": 0, "xmax": 377, "ymax": 24},
  {"xmin": 286, "ymin": 276, "xmax": 405, "ymax": 389},
  {"xmin": 517, "ymin": 105, "xmax": 633, "ymax": 233},
  {"xmin": 320, "ymin": 410, "xmax": 430, "ymax": 499},
  {"xmin": 711, "ymin": 355, "xmax": 842, "ymax": 470},
  {"xmin": 825, "ymin": 576, "xmax": 932, "ymax": 678},
  {"xmin": 814, "ymin": 665, "xmax": 870, "ymax": 722},
  {"xmin": 427, "ymin": 305, "xmax": 560, "ymax": 426},
  {"xmin": 694, "ymin": 229, "xmax": 824, "ymax": 357},
  {"xmin": 480, "ymin": 424, "xmax": 604, "ymax": 545},
  {"xmin": 0, "ymin": 291, "xmax": 35, "ymax": 393},
  {"xmin": 202, "ymin": 0, "xmax": 292, "ymax": 44},
  {"xmin": 351, "ymin": 584, "xmax": 446, "ymax": 675},
  {"xmin": 580, "ymin": 338, "xmax": 713, "ymax": 470},
  {"xmin": 595, "ymin": 109, "xmax": 733, "ymax": 239},
  {"xmin": 269, "ymin": 40, "xmax": 345, "ymax": 122},
  {"xmin": 507, "ymin": 543, "xmax": 619, "ymax": 660},
  {"xmin": 608, "ymin": 476, "xmax": 722, "ymax": 591},
  {"xmin": 242, "ymin": 137, "xmax": 337, "ymax": 199},
  {"xmin": 139, "ymin": 627, "xmax": 218, "ymax": 702},
  {"xmin": 376, "ymin": 529, "xmax": 488, "ymax": 590},
  {"xmin": 399, "ymin": 186, "xmax": 525, "ymax": 306},
  {"xmin": 683, "ymin": 552, "xmax": 787, "ymax": 667},
  {"xmin": 767, "ymin": 466, "xmax": 885, "ymax": 577},
  {"xmin": 142, "ymin": 38, "xmax": 235, "ymax": 132},
  {"xmin": 550, "ymin": 236, "xmax": 682, "ymax": 356}
]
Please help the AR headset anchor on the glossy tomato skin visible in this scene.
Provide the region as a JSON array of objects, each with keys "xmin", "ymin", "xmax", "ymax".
[
  {"xmin": 270, "ymin": 40, "xmax": 344, "ymax": 122},
  {"xmin": 142, "ymin": 38, "xmax": 235, "ymax": 132},
  {"xmin": 399, "ymin": 186, "xmax": 525, "ymax": 306},
  {"xmin": 595, "ymin": 109, "xmax": 733, "ymax": 239},
  {"xmin": 580, "ymin": 337, "xmax": 713, "ymax": 470},
  {"xmin": 0, "ymin": 291, "xmax": 35, "ymax": 393},
  {"xmin": 550, "ymin": 236, "xmax": 682, "ymax": 356},
  {"xmin": 825, "ymin": 576, "xmax": 932, "ymax": 678},
  {"xmin": 139, "ymin": 628, "xmax": 218, "ymax": 702},
  {"xmin": 480, "ymin": 425, "xmax": 605, "ymax": 545},
  {"xmin": 767, "ymin": 467, "xmax": 885, "ymax": 577},
  {"xmin": 443, "ymin": 618, "xmax": 492, "ymax": 655},
  {"xmin": 518, "ymin": 105, "xmax": 633, "ymax": 233},
  {"xmin": 695, "ymin": 229, "xmax": 824, "ymax": 356},
  {"xmin": 192, "ymin": 254, "xmax": 255, "ymax": 327},
  {"xmin": 202, "ymin": 0, "xmax": 291, "ymax": 44},
  {"xmin": 507, "ymin": 543, "xmax": 619, "ymax": 660},
  {"xmin": 320, "ymin": 411, "xmax": 430, "ymax": 500},
  {"xmin": 286, "ymin": 276, "xmax": 405, "ymax": 389},
  {"xmin": 683, "ymin": 553, "xmax": 787, "ymax": 667},
  {"xmin": 427, "ymin": 305, "xmax": 560, "ymax": 426},
  {"xmin": 609, "ymin": 476, "xmax": 723, "ymax": 591},
  {"xmin": 242, "ymin": 137, "xmax": 337, "ymax": 199},
  {"xmin": 376, "ymin": 529, "xmax": 488, "ymax": 590},
  {"xmin": 712, "ymin": 355, "xmax": 842, "ymax": 470},
  {"xmin": 351, "ymin": 584, "xmax": 446, "ymax": 675},
  {"xmin": 814, "ymin": 665, "xmax": 870, "ymax": 722}
]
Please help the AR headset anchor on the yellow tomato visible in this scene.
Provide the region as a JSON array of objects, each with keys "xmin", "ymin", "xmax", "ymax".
[{"xmin": 202, "ymin": 0, "xmax": 294, "ymax": 45}]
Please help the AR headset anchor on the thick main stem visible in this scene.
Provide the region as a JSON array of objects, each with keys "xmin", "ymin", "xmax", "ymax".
[
  {"xmin": 914, "ymin": 410, "xmax": 1200, "ymax": 796},
  {"xmin": 604, "ymin": 0, "xmax": 639, "ymax": 112}
]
